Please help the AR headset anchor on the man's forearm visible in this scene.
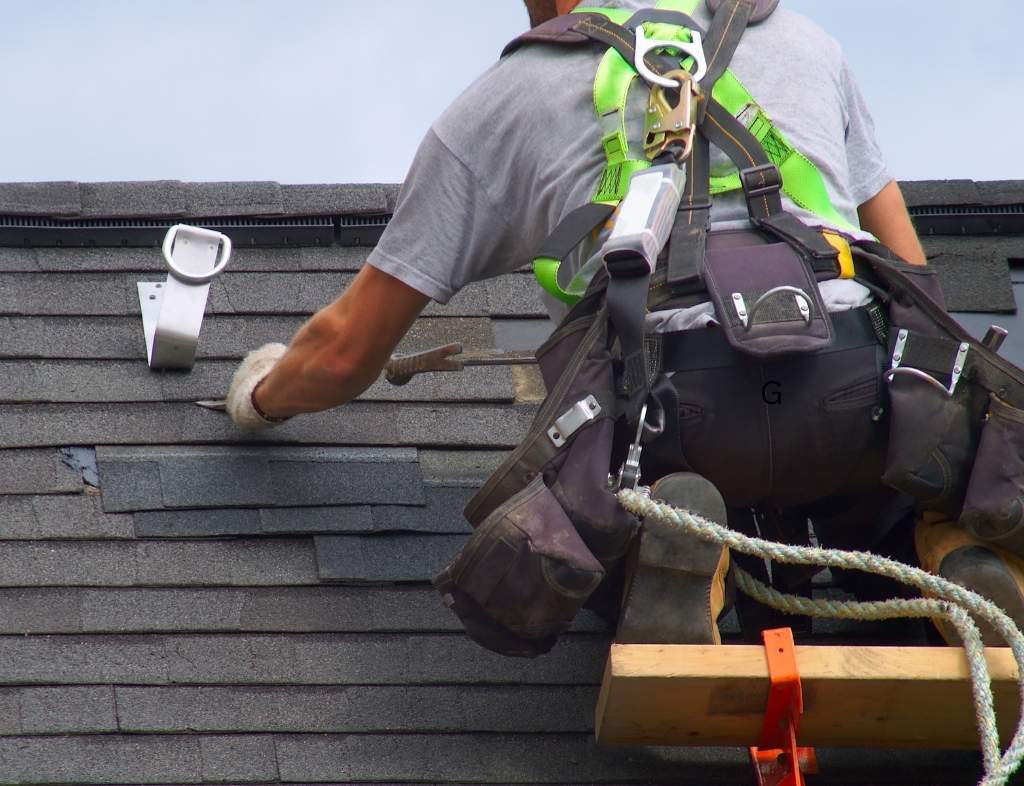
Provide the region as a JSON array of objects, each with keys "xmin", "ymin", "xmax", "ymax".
[
  {"xmin": 250, "ymin": 265, "xmax": 430, "ymax": 419},
  {"xmin": 857, "ymin": 180, "xmax": 927, "ymax": 265}
]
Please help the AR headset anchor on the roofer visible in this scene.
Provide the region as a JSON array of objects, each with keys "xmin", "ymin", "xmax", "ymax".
[{"xmin": 224, "ymin": 0, "xmax": 1024, "ymax": 651}]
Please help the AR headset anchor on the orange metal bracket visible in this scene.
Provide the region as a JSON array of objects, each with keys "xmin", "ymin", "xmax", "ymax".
[{"xmin": 749, "ymin": 628, "xmax": 819, "ymax": 786}]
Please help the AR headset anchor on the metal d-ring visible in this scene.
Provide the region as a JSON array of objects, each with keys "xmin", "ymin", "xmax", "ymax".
[
  {"xmin": 634, "ymin": 25, "xmax": 707, "ymax": 87},
  {"xmin": 883, "ymin": 367, "xmax": 954, "ymax": 398},
  {"xmin": 742, "ymin": 286, "xmax": 813, "ymax": 331},
  {"xmin": 163, "ymin": 224, "xmax": 232, "ymax": 285}
]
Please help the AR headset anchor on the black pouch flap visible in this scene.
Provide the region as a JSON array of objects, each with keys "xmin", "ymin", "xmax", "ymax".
[{"xmin": 702, "ymin": 239, "xmax": 834, "ymax": 359}]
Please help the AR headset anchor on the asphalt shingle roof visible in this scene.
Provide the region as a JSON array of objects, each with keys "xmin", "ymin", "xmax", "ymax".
[{"xmin": 0, "ymin": 178, "xmax": 1017, "ymax": 785}]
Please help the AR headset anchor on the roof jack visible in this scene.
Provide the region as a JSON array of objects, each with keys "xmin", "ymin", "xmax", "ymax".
[{"xmin": 138, "ymin": 225, "xmax": 232, "ymax": 370}]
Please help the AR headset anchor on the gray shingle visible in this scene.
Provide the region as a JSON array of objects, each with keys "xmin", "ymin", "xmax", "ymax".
[
  {"xmin": 929, "ymin": 254, "xmax": 1016, "ymax": 312},
  {"xmin": 0, "ymin": 539, "xmax": 319, "ymax": 586},
  {"xmin": 198, "ymin": 734, "xmax": 278, "ymax": 782},
  {"xmin": 0, "ymin": 449, "xmax": 83, "ymax": 494},
  {"xmin": 0, "ymin": 402, "xmax": 534, "ymax": 449},
  {"xmin": 0, "ymin": 314, "xmax": 493, "ymax": 360},
  {"xmin": 16, "ymin": 686, "xmax": 117, "ymax": 734},
  {"xmin": 1, "ymin": 586, "xmax": 609, "ymax": 635},
  {"xmin": 485, "ymin": 272, "xmax": 549, "ymax": 317},
  {"xmin": 0, "ymin": 246, "xmax": 370, "ymax": 274},
  {"xmin": 900, "ymin": 179, "xmax": 981, "ymax": 207},
  {"xmin": 922, "ymin": 236, "xmax": 1024, "ymax": 267},
  {"xmin": 97, "ymin": 446, "xmax": 422, "ymax": 511},
  {"xmin": 273, "ymin": 733, "xmax": 749, "ymax": 783},
  {"xmin": 134, "ymin": 493, "xmax": 474, "ymax": 539},
  {"xmin": 281, "ymin": 183, "xmax": 391, "ymax": 215},
  {"xmin": 0, "ymin": 181, "xmax": 80, "ymax": 216},
  {"xmin": 133, "ymin": 508, "xmax": 264, "ymax": 537},
  {"xmin": 0, "ymin": 495, "xmax": 133, "ymax": 539},
  {"xmin": 273, "ymin": 735, "xmax": 979, "ymax": 784},
  {"xmin": 493, "ymin": 317, "xmax": 555, "ymax": 351},
  {"xmin": 79, "ymin": 180, "xmax": 187, "ymax": 218},
  {"xmin": 0, "ymin": 633, "xmax": 608, "ymax": 685},
  {"xmin": 114, "ymin": 685, "xmax": 595, "ymax": 733},
  {"xmin": 187, "ymin": 181, "xmax": 283, "ymax": 217},
  {"xmin": 0, "ymin": 734, "xmax": 202, "ymax": 784},
  {"xmin": 0, "ymin": 359, "xmax": 514, "ymax": 404},
  {"xmin": 314, "ymin": 533, "xmax": 464, "ymax": 582},
  {"xmin": 0, "ymin": 588, "xmax": 83, "ymax": 633},
  {"xmin": 420, "ymin": 450, "xmax": 508, "ymax": 486},
  {"xmin": 0, "ymin": 272, "xmax": 532, "ymax": 317},
  {"xmin": 976, "ymin": 180, "xmax": 1024, "ymax": 206}
]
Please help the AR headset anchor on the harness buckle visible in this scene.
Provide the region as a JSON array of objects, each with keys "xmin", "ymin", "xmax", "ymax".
[
  {"xmin": 644, "ymin": 70, "xmax": 701, "ymax": 163},
  {"xmin": 740, "ymin": 163, "xmax": 783, "ymax": 199}
]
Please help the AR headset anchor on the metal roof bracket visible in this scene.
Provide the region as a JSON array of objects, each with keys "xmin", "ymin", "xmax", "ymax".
[{"xmin": 138, "ymin": 224, "xmax": 232, "ymax": 370}]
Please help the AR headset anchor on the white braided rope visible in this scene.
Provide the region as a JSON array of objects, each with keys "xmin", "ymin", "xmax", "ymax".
[{"xmin": 618, "ymin": 488, "xmax": 1024, "ymax": 786}]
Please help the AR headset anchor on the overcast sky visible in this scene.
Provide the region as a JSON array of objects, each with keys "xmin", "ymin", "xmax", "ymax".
[{"xmin": 1, "ymin": 0, "xmax": 1020, "ymax": 185}]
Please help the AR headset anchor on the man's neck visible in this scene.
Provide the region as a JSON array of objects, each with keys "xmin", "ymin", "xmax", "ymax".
[{"xmin": 556, "ymin": 0, "xmax": 583, "ymax": 14}]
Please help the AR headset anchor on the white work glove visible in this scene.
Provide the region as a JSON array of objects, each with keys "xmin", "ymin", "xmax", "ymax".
[{"xmin": 226, "ymin": 343, "xmax": 289, "ymax": 430}]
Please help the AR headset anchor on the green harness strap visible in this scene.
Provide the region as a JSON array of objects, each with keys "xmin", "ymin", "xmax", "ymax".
[{"xmin": 534, "ymin": 0, "xmax": 855, "ymax": 304}]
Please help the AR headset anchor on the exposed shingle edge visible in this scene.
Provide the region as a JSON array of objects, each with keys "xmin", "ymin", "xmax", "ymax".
[
  {"xmin": 0, "ymin": 633, "xmax": 609, "ymax": 684},
  {"xmin": 0, "ymin": 181, "xmax": 399, "ymax": 219},
  {"xmin": 0, "ymin": 586, "xmax": 607, "ymax": 634}
]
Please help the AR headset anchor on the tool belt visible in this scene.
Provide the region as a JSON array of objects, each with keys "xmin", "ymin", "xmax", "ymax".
[{"xmin": 432, "ymin": 0, "xmax": 1024, "ymax": 657}]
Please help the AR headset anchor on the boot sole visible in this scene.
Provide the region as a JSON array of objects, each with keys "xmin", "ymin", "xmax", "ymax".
[
  {"xmin": 937, "ymin": 545, "xmax": 1024, "ymax": 646},
  {"xmin": 616, "ymin": 473, "xmax": 730, "ymax": 645}
]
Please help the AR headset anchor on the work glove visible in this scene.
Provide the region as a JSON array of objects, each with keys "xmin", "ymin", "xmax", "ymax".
[{"xmin": 226, "ymin": 343, "xmax": 290, "ymax": 430}]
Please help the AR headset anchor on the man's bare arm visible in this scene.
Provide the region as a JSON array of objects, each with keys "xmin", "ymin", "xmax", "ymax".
[
  {"xmin": 857, "ymin": 180, "xmax": 926, "ymax": 265},
  {"xmin": 252, "ymin": 265, "xmax": 430, "ymax": 418}
]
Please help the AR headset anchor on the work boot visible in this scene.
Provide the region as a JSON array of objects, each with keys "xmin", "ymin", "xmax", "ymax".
[
  {"xmin": 616, "ymin": 472, "xmax": 731, "ymax": 645},
  {"xmin": 915, "ymin": 511, "xmax": 1024, "ymax": 646}
]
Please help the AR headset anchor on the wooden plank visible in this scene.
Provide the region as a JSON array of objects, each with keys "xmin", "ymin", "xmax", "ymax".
[{"xmin": 596, "ymin": 643, "xmax": 1021, "ymax": 749}]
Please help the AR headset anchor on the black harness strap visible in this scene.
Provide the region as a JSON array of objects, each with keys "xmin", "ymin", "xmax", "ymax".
[
  {"xmin": 666, "ymin": 0, "xmax": 754, "ymax": 294},
  {"xmin": 536, "ymin": 202, "xmax": 616, "ymax": 262}
]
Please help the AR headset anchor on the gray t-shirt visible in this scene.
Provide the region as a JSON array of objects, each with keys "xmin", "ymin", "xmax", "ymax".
[{"xmin": 367, "ymin": 1, "xmax": 892, "ymax": 320}]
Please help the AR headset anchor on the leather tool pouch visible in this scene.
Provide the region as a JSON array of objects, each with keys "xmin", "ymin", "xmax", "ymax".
[
  {"xmin": 961, "ymin": 394, "xmax": 1024, "ymax": 553},
  {"xmin": 432, "ymin": 476, "xmax": 605, "ymax": 658},
  {"xmin": 702, "ymin": 238, "xmax": 833, "ymax": 359},
  {"xmin": 435, "ymin": 297, "xmax": 640, "ymax": 657},
  {"xmin": 881, "ymin": 374, "xmax": 981, "ymax": 518}
]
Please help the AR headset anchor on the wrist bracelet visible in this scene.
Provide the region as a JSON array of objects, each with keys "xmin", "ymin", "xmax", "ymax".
[{"xmin": 251, "ymin": 378, "xmax": 291, "ymax": 424}]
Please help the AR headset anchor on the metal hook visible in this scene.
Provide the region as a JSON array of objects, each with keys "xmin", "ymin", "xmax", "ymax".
[{"xmin": 736, "ymin": 286, "xmax": 813, "ymax": 331}]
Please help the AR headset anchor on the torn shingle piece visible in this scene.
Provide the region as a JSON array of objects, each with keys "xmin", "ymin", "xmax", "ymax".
[
  {"xmin": 0, "ymin": 402, "xmax": 535, "ymax": 449},
  {"xmin": 96, "ymin": 446, "xmax": 422, "ymax": 512}
]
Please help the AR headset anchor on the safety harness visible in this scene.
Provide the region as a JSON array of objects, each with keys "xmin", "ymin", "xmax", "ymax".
[{"xmin": 518, "ymin": 0, "xmax": 857, "ymax": 308}]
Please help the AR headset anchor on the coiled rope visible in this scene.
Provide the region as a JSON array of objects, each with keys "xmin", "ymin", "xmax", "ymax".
[{"xmin": 617, "ymin": 488, "xmax": 1024, "ymax": 786}]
